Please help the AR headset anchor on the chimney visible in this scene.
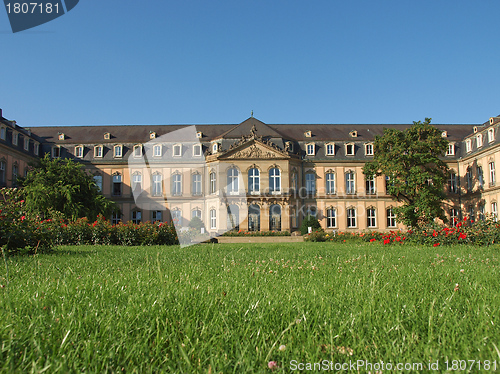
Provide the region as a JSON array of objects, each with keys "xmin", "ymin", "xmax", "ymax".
[{"xmin": 0, "ymin": 108, "xmax": 2, "ymax": 119}]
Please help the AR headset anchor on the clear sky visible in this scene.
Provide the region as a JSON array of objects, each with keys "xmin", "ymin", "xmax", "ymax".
[{"xmin": 1, "ymin": 0, "xmax": 499, "ymax": 127}]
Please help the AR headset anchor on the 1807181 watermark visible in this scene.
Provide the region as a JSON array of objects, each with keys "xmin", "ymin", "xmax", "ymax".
[
  {"xmin": 3, "ymin": 0, "xmax": 79, "ymax": 33},
  {"xmin": 289, "ymin": 359, "xmax": 498, "ymax": 371}
]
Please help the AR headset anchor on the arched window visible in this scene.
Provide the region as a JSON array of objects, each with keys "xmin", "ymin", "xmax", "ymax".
[
  {"xmin": 269, "ymin": 204, "xmax": 281, "ymax": 231},
  {"xmin": 227, "ymin": 205, "xmax": 239, "ymax": 230},
  {"xmin": 227, "ymin": 168, "xmax": 239, "ymax": 194},
  {"xmin": 248, "ymin": 204, "xmax": 261, "ymax": 232},
  {"xmin": 248, "ymin": 168, "xmax": 260, "ymax": 193},
  {"xmin": 269, "ymin": 167, "xmax": 281, "ymax": 193},
  {"xmin": 209, "ymin": 171, "xmax": 217, "ymax": 194}
]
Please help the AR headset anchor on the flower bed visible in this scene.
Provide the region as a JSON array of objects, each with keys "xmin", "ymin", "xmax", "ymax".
[{"xmin": 221, "ymin": 230, "xmax": 291, "ymax": 237}]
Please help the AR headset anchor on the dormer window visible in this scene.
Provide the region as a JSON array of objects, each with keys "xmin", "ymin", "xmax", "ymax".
[
  {"xmin": 24, "ymin": 138, "xmax": 29, "ymax": 151},
  {"xmin": 473, "ymin": 126, "xmax": 478, "ymax": 133},
  {"xmin": 193, "ymin": 144, "xmax": 202, "ymax": 157},
  {"xmin": 0, "ymin": 127, "xmax": 5, "ymax": 140},
  {"xmin": 349, "ymin": 130, "xmax": 358, "ymax": 138},
  {"xmin": 477, "ymin": 134, "xmax": 483, "ymax": 148},
  {"xmin": 212, "ymin": 143, "xmax": 218, "ymax": 153},
  {"xmin": 488, "ymin": 128, "xmax": 495, "ymax": 143},
  {"xmin": 465, "ymin": 139, "xmax": 472, "ymax": 153},
  {"xmin": 196, "ymin": 131, "xmax": 202, "ymax": 138},
  {"xmin": 325, "ymin": 143, "xmax": 335, "ymax": 156},
  {"xmin": 58, "ymin": 133, "xmax": 65, "ymax": 140},
  {"xmin": 114, "ymin": 145, "xmax": 123, "ymax": 158},
  {"xmin": 94, "ymin": 145, "xmax": 103, "ymax": 158},
  {"xmin": 306, "ymin": 143, "xmax": 315, "ymax": 156},
  {"xmin": 365, "ymin": 143, "xmax": 374, "ymax": 156},
  {"xmin": 345, "ymin": 143, "xmax": 355, "ymax": 156},
  {"xmin": 52, "ymin": 146, "xmax": 61, "ymax": 158},
  {"xmin": 12, "ymin": 132, "xmax": 18, "ymax": 146},
  {"xmin": 133, "ymin": 144, "xmax": 142, "ymax": 158},
  {"xmin": 34, "ymin": 143, "xmax": 39, "ymax": 156},
  {"xmin": 104, "ymin": 132, "xmax": 111, "ymax": 140},
  {"xmin": 305, "ymin": 131, "xmax": 312, "ymax": 138},
  {"xmin": 153, "ymin": 144, "xmax": 162, "ymax": 157},
  {"xmin": 150, "ymin": 131, "xmax": 157, "ymax": 139},
  {"xmin": 490, "ymin": 118, "xmax": 495, "ymax": 125},
  {"xmin": 441, "ymin": 131, "xmax": 447, "ymax": 138},
  {"xmin": 446, "ymin": 143, "xmax": 455, "ymax": 156},
  {"xmin": 75, "ymin": 145, "xmax": 84, "ymax": 158},
  {"xmin": 285, "ymin": 141, "xmax": 294, "ymax": 152},
  {"xmin": 173, "ymin": 144, "xmax": 182, "ymax": 157}
]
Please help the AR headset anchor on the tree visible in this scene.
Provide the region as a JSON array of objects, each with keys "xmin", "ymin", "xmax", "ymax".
[
  {"xmin": 363, "ymin": 118, "xmax": 449, "ymax": 228},
  {"xmin": 18, "ymin": 154, "xmax": 117, "ymax": 221},
  {"xmin": 300, "ymin": 214, "xmax": 322, "ymax": 235}
]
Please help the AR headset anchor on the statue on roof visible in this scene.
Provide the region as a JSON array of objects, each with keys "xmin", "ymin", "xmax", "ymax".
[{"xmin": 250, "ymin": 124, "xmax": 257, "ymax": 138}]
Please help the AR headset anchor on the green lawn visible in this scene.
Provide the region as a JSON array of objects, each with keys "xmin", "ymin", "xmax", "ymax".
[{"xmin": 0, "ymin": 243, "xmax": 499, "ymax": 373}]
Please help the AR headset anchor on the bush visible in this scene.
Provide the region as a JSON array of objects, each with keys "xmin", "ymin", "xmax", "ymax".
[
  {"xmin": 300, "ymin": 215, "xmax": 322, "ymax": 235},
  {"xmin": 221, "ymin": 230, "xmax": 290, "ymax": 237}
]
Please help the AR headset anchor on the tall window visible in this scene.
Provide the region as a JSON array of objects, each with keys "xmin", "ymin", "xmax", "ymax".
[
  {"xmin": 345, "ymin": 143, "xmax": 355, "ymax": 156},
  {"xmin": 210, "ymin": 172, "xmax": 216, "ymax": 194},
  {"xmin": 477, "ymin": 166, "xmax": 484, "ymax": 189},
  {"xmin": 365, "ymin": 143, "xmax": 374, "ymax": 156},
  {"xmin": 132, "ymin": 210, "xmax": 142, "ymax": 224},
  {"xmin": 94, "ymin": 145, "xmax": 103, "ymax": 158},
  {"xmin": 12, "ymin": 164, "xmax": 18, "ymax": 187},
  {"xmin": 448, "ymin": 172, "xmax": 457, "ymax": 193},
  {"xmin": 479, "ymin": 204, "xmax": 485, "ymax": 221},
  {"xmin": 24, "ymin": 138, "xmax": 29, "ymax": 151},
  {"xmin": 365, "ymin": 175, "xmax": 375, "ymax": 194},
  {"xmin": 192, "ymin": 209, "xmax": 202, "ymax": 219},
  {"xmin": 347, "ymin": 208, "xmax": 356, "ymax": 228},
  {"xmin": 34, "ymin": 143, "xmax": 39, "ymax": 155},
  {"xmin": 346, "ymin": 171, "xmax": 355, "ymax": 194},
  {"xmin": 306, "ymin": 143, "xmax": 315, "ymax": 156},
  {"xmin": 132, "ymin": 173, "xmax": 142, "ymax": 194},
  {"xmin": 152, "ymin": 211, "xmax": 162, "ymax": 223},
  {"xmin": 489, "ymin": 162, "xmax": 496, "ymax": 186},
  {"xmin": 306, "ymin": 173, "xmax": 315, "ymax": 194},
  {"xmin": 171, "ymin": 209, "xmax": 182, "ymax": 223},
  {"xmin": 192, "ymin": 173, "xmax": 202, "ymax": 195},
  {"xmin": 367, "ymin": 207, "xmax": 376, "ymax": 228},
  {"xmin": 466, "ymin": 168, "xmax": 473, "ymax": 192},
  {"xmin": 326, "ymin": 208, "xmax": 336, "ymax": 228},
  {"xmin": 291, "ymin": 172, "xmax": 298, "ymax": 191},
  {"xmin": 387, "ymin": 208, "xmax": 396, "ymax": 227},
  {"xmin": 112, "ymin": 212, "xmax": 121, "ymax": 225},
  {"xmin": 172, "ymin": 174, "xmax": 182, "ymax": 196},
  {"xmin": 326, "ymin": 172, "xmax": 335, "ymax": 194},
  {"xmin": 52, "ymin": 146, "xmax": 61, "ymax": 158},
  {"xmin": 0, "ymin": 127, "xmax": 5, "ymax": 140},
  {"xmin": 210, "ymin": 209, "xmax": 217, "ymax": 229},
  {"xmin": 93, "ymin": 175, "xmax": 103, "ymax": 192},
  {"xmin": 291, "ymin": 206, "xmax": 298, "ymax": 228},
  {"xmin": 465, "ymin": 139, "xmax": 472, "ymax": 152},
  {"xmin": 153, "ymin": 144, "xmax": 162, "ymax": 157},
  {"xmin": 248, "ymin": 168, "xmax": 260, "ymax": 193},
  {"xmin": 152, "ymin": 174, "xmax": 163, "ymax": 196},
  {"xmin": 134, "ymin": 145, "xmax": 142, "ymax": 157},
  {"xmin": 269, "ymin": 168, "xmax": 281, "ymax": 193},
  {"xmin": 326, "ymin": 143, "xmax": 335, "ymax": 155},
  {"xmin": 173, "ymin": 144, "xmax": 182, "ymax": 157},
  {"xmin": 468, "ymin": 206, "xmax": 474, "ymax": 223},
  {"xmin": 492, "ymin": 202, "xmax": 498, "ymax": 222},
  {"xmin": 193, "ymin": 144, "xmax": 202, "ymax": 157},
  {"xmin": 0, "ymin": 160, "xmax": 6, "ymax": 186},
  {"xmin": 450, "ymin": 208, "xmax": 459, "ymax": 226},
  {"xmin": 114, "ymin": 145, "xmax": 122, "ymax": 158},
  {"xmin": 488, "ymin": 128, "xmax": 495, "ymax": 143},
  {"xmin": 112, "ymin": 174, "xmax": 122, "ymax": 196},
  {"xmin": 227, "ymin": 168, "xmax": 239, "ymax": 194},
  {"xmin": 75, "ymin": 145, "xmax": 84, "ymax": 158},
  {"xmin": 477, "ymin": 134, "xmax": 483, "ymax": 148},
  {"xmin": 446, "ymin": 144, "xmax": 455, "ymax": 156},
  {"xmin": 385, "ymin": 175, "xmax": 393, "ymax": 194},
  {"xmin": 12, "ymin": 132, "xmax": 18, "ymax": 146}
]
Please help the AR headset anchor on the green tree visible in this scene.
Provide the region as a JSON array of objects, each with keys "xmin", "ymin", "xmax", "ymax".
[
  {"xmin": 363, "ymin": 118, "xmax": 449, "ymax": 228},
  {"xmin": 18, "ymin": 154, "xmax": 117, "ymax": 221},
  {"xmin": 300, "ymin": 214, "xmax": 322, "ymax": 235}
]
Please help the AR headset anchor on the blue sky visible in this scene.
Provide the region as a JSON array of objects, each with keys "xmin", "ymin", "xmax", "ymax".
[{"xmin": 1, "ymin": 1, "xmax": 499, "ymax": 127}]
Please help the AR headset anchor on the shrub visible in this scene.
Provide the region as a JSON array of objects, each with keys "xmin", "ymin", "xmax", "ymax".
[{"xmin": 300, "ymin": 215, "xmax": 322, "ymax": 235}]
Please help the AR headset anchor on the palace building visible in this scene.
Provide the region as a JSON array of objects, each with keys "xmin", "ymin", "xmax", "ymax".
[{"xmin": 1, "ymin": 108, "xmax": 499, "ymax": 233}]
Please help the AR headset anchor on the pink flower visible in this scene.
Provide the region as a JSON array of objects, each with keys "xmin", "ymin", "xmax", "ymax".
[{"xmin": 268, "ymin": 361, "xmax": 278, "ymax": 370}]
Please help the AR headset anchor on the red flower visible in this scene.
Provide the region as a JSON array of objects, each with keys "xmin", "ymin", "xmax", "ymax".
[
  {"xmin": 432, "ymin": 230, "xmax": 438, "ymax": 237},
  {"xmin": 433, "ymin": 243, "xmax": 440, "ymax": 247},
  {"xmin": 459, "ymin": 232, "xmax": 467, "ymax": 240},
  {"xmin": 21, "ymin": 215, "xmax": 26, "ymax": 221},
  {"xmin": 369, "ymin": 238, "xmax": 376, "ymax": 242},
  {"xmin": 395, "ymin": 236, "xmax": 401, "ymax": 242},
  {"xmin": 383, "ymin": 239, "xmax": 390, "ymax": 245}
]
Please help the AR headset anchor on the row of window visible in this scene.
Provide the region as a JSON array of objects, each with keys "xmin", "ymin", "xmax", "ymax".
[
  {"xmin": 450, "ymin": 202, "xmax": 498, "ymax": 224},
  {"xmin": 449, "ymin": 162, "xmax": 497, "ymax": 193},
  {"xmin": 0, "ymin": 160, "xmax": 28, "ymax": 186},
  {"xmin": 465, "ymin": 128, "xmax": 495, "ymax": 153},
  {"xmin": 67, "ymin": 143, "xmax": 204, "ymax": 159},
  {"xmin": 305, "ymin": 143, "xmax": 373, "ymax": 156},
  {"xmin": 0, "ymin": 127, "xmax": 39, "ymax": 154}
]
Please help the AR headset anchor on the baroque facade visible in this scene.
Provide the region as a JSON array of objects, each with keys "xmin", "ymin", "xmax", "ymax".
[{"xmin": 1, "ymin": 108, "xmax": 500, "ymax": 233}]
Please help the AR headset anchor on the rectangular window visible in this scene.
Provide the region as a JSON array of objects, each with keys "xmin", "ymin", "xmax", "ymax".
[
  {"xmin": 291, "ymin": 206, "xmax": 298, "ymax": 228},
  {"xmin": 152, "ymin": 210, "xmax": 162, "ymax": 223},
  {"xmin": 52, "ymin": 147, "xmax": 61, "ymax": 158},
  {"xmin": 387, "ymin": 208, "xmax": 396, "ymax": 228},
  {"xmin": 448, "ymin": 173, "xmax": 457, "ymax": 193},
  {"xmin": 365, "ymin": 175, "xmax": 375, "ymax": 194},
  {"xmin": 132, "ymin": 173, "xmax": 142, "ymax": 193},
  {"xmin": 0, "ymin": 127, "xmax": 5, "ymax": 140},
  {"xmin": 306, "ymin": 144, "xmax": 315, "ymax": 156},
  {"xmin": 94, "ymin": 145, "xmax": 103, "ymax": 158},
  {"xmin": 210, "ymin": 172, "xmax": 216, "ymax": 194},
  {"xmin": 450, "ymin": 208, "xmax": 459, "ymax": 226},
  {"xmin": 477, "ymin": 134, "xmax": 483, "ymax": 148},
  {"xmin": 173, "ymin": 144, "xmax": 182, "ymax": 157},
  {"xmin": 12, "ymin": 132, "xmax": 18, "ymax": 146},
  {"xmin": 365, "ymin": 143, "xmax": 373, "ymax": 156},
  {"xmin": 152, "ymin": 174, "xmax": 163, "ymax": 196},
  {"xmin": 114, "ymin": 145, "xmax": 122, "ymax": 158},
  {"xmin": 153, "ymin": 144, "xmax": 162, "ymax": 157},
  {"xmin": 24, "ymin": 138, "xmax": 29, "ymax": 151},
  {"xmin": 132, "ymin": 211, "xmax": 142, "ymax": 224},
  {"xmin": 193, "ymin": 144, "xmax": 202, "ymax": 157},
  {"xmin": 326, "ymin": 208, "xmax": 336, "ymax": 228},
  {"xmin": 192, "ymin": 174, "xmax": 202, "ymax": 195},
  {"xmin": 93, "ymin": 175, "xmax": 103, "ymax": 192},
  {"xmin": 466, "ymin": 139, "xmax": 472, "ymax": 152},
  {"xmin": 492, "ymin": 202, "xmax": 498, "ymax": 222},
  {"xmin": 346, "ymin": 144, "xmax": 354, "ymax": 156},
  {"xmin": 112, "ymin": 212, "xmax": 121, "ymax": 225},
  {"xmin": 306, "ymin": 173, "xmax": 315, "ymax": 194},
  {"xmin": 367, "ymin": 208, "xmax": 376, "ymax": 228},
  {"xmin": 326, "ymin": 144, "xmax": 334, "ymax": 155},
  {"xmin": 0, "ymin": 161, "xmax": 5, "ymax": 186},
  {"xmin": 75, "ymin": 146, "xmax": 83, "ymax": 158},
  {"xmin": 346, "ymin": 172, "xmax": 355, "ymax": 194},
  {"xmin": 34, "ymin": 143, "xmax": 39, "ymax": 155},
  {"xmin": 172, "ymin": 174, "xmax": 182, "ymax": 196},
  {"xmin": 477, "ymin": 166, "xmax": 483, "ymax": 189},
  {"xmin": 325, "ymin": 173, "xmax": 335, "ymax": 194},
  {"xmin": 113, "ymin": 174, "xmax": 122, "ymax": 196},
  {"xmin": 446, "ymin": 144, "xmax": 455, "ymax": 156},
  {"xmin": 12, "ymin": 164, "xmax": 18, "ymax": 187},
  {"xmin": 489, "ymin": 162, "xmax": 496, "ymax": 186},
  {"xmin": 134, "ymin": 145, "xmax": 142, "ymax": 157},
  {"xmin": 488, "ymin": 128, "xmax": 495, "ymax": 143},
  {"xmin": 347, "ymin": 208, "xmax": 356, "ymax": 228},
  {"xmin": 210, "ymin": 209, "xmax": 217, "ymax": 229},
  {"xmin": 466, "ymin": 169, "xmax": 473, "ymax": 192}
]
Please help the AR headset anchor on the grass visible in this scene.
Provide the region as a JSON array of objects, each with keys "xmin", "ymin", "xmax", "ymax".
[{"xmin": 0, "ymin": 243, "xmax": 499, "ymax": 373}]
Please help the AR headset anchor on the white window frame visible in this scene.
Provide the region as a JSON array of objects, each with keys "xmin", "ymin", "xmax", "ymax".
[
  {"xmin": 227, "ymin": 168, "xmax": 239, "ymax": 194},
  {"xmin": 212, "ymin": 143, "xmax": 218, "ymax": 153},
  {"xmin": 248, "ymin": 168, "xmax": 260, "ymax": 194},
  {"xmin": 132, "ymin": 210, "xmax": 142, "ymax": 224},
  {"xmin": 466, "ymin": 168, "xmax": 473, "ymax": 191},
  {"xmin": 269, "ymin": 167, "xmax": 281, "ymax": 194},
  {"xmin": 306, "ymin": 143, "xmax": 315, "ymax": 156},
  {"xmin": 305, "ymin": 173, "xmax": 316, "ymax": 194},
  {"xmin": 448, "ymin": 172, "xmax": 457, "ymax": 193},
  {"xmin": 173, "ymin": 144, "xmax": 182, "ymax": 157},
  {"xmin": 52, "ymin": 146, "xmax": 61, "ymax": 158},
  {"xmin": 172, "ymin": 174, "xmax": 182, "ymax": 196},
  {"xmin": 12, "ymin": 132, "xmax": 18, "ymax": 146},
  {"xmin": 326, "ymin": 208, "xmax": 336, "ymax": 228},
  {"xmin": 193, "ymin": 144, "xmax": 202, "ymax": 157},
  {"xmin": 133, "ymin": 144, "xmax": 142, "ymax": 158},
  {"xmin": 152, "ymin": 174, "xmax": 163, "ymax": 196},
  {"xmin": 152, "ymin": 210, "xmax": 162, "ymax": 223},
  {"xmin": 367, "ymin": 207, "xmax": 376, "ymax": 228},
  {"xmin": 94, "ymin": 145, "xmax": 103, "ymax": 158},
  {"xmin": 365, "ymin": 143, "xmax": 374, "ymax": 156},
  {"xmin": 477, "ymin": 134, "xmax": 483, "ymax": 148},
  {"xmin": 477, "ymin": 166, "xmax": 484, "ymax": 189},
  {"xmin": 465, "ymin": 139, "xmax": 472, "ymax": 153},
  {"xmin": 153, "ymin": 144, "xmax": 162, "ymax": 158},
  {"xmin": 210, "ymin": 171, "xmax": 216, "ymax": 194},
  {"xmin": 24, "ymin": 138, "xmax": 29, "ymax": 151},
  {"xmin": 325, "ymin": 172, "xmax": 335, "ymax": 195},
  {"xmin": 114, "ymin": 145, "xmax": 122, "ymax": 158},
  {"xmin": 488, "ymin": 128, "xmax": 495, "ymax": 143},
  {"xmin": 34, "ymin": 143, "xmax": 39, "ymax": 156},
  {"xmin": 489, "ymin": 162, "xmax": 496, "ymax": 186},
  {"xmin": 132, "ymin": 173, "xmax": 142, "ymax": 193},
  {"xmin": 492, "ymin": 202, "xmax": 498, "ymax": 221},
  {"xmin": 365, "ymin": 175, "xmax": 375, "ymax": 194},
  {"xmin": 450, "ymin": 208, "xmax": 459, "ymax": 226},
  {"xmin": 345, "ymin": 143, "xmax": 355, "ymax": 156},
  {"xmin": 210, "ymin": 209, "xmax": 217, "ymax": 229},
  {"xmin": 192, "ymin": 173, "xmax": 202, "ymax": 196},
  {"xmin": 446, "ymin": 143, "xmax": 455, "ymax": 156},
  {"xmin": 346, "ymin": 171, "xmax": 355, "ymax": 194},
  {"xmin": 347, "ymin": 208, "xmax": 356, "ymax": 228},
  {"xmin": 325, "ymin": 143, "xmax": 335, "ymax": 156},
  {"xmin": 387, "ymin": 208, "xmax": 396, "ymax": 228},
  {"xmin": 75, "ymin": 145, "xmax": 84, "ymax": 158}
]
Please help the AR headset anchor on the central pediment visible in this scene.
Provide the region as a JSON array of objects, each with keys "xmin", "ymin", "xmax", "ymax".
[{"xmin": 219, "ymin": 139, "xmax": 289, "ymax": 160}]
